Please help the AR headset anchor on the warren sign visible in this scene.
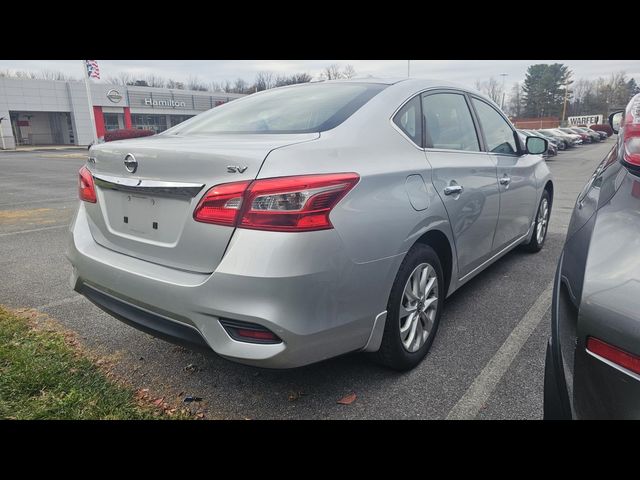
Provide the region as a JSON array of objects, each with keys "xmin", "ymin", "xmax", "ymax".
[{"xmin": 567, "ymin": 114, "xmax": 603, "ymax": 126}]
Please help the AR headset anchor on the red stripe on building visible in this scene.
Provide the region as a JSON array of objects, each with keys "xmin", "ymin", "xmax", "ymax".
[
  {"xmin": 124, "ymin": 107, "xmax": 132, "ymax": 129},
  {"xmin": 93, "ymin": 106, "xmax": 105, "ymax": 139}
]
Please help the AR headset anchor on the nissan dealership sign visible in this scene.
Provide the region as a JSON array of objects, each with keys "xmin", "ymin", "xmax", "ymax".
[{"xmin": 567, "ymin": 114, "xmax": 603, "ymax": 126}]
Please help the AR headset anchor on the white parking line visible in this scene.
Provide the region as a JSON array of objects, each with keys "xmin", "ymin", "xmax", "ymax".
[
  {"xmin": 0, "ymin": 224, "xmax": 67, "ymax": 237},
  {"xmin": 445, "ymin": 282, "xmax": 554, "ymax": 420},
  {"xmin": 0, "ymin": 197, "xmax": 76, "ymax": 207}
]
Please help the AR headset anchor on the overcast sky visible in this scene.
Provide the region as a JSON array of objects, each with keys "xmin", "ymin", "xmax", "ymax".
[{"xmin": 1, "ymin": 60, "xmax": 638, "ymax": 89}]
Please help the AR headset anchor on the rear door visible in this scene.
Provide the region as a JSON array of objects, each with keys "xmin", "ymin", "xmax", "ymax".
[
  {"xmin": 470, "ymin": 96, "xmax": 538, "ymax": 251},
  {"xmin": 421, "ymin": 90, "xmax": 500, "ymax": 279},
  {"xmin": 85, "ymin": 133, "xmax": 318, "ymax": 273}
]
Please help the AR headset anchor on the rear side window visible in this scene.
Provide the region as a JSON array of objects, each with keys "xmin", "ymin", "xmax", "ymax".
[
  {"xmin": 168, "ymin": 83, "xmax": 387, "ymax": 135},
  {"xmin": 393, "ymin": 96, "xmax": 423, "ymax": 146},
  {"xmin": 422, "ymin": 93, "xmax": 480, "ymax": 151},
  {"xmin": 472, "ymin": 98, "xmax": 518, "ymax": 154}
]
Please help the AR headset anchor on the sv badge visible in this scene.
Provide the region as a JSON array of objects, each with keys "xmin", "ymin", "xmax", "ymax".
[{"xmin": 227, "ymin": 165, "xmax": 248, "ymax": 173}]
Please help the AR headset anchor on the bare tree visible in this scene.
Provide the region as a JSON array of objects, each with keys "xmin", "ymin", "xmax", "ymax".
[
  {"xmin": 254, "ymin": 71, "xmax": 275, "ymax": 91},
  {"xmin": 39, "ymin": 70, "xmax": 75, "ymax": 81},
  {"xmin": 166, "ymin": 78, "xmax": 185, "ymax": 89},
  {"xmin": 475, "ymin": 77, "xmax": 504, "ymax": 105},
  {"xmin": 209, "ymin": 81, "xmax": 225, "ymax": 92},
  {"xmin": 291, "ymin": 73, "xmax": 312, "ymax": 84},
  {"xmin": 343, "ymin": 64, "xmax": 357, "ymax": 79},
  {"xmin": 233, "ymin": 78, "xmax": 248, "ymax": 94},
  {"xmin": 321, "ymin": 64, "xmax": 343, "ymax": 80},
  {"xmin": 106, "ymin": 72, "xmax": 134, "ymax": 86},
  {"xmin": 274, "ymin": 72, "xmax": 313, "ymax": 87},
  {"xmin": 507, "ymin": 82, "xmax": 522, "ymax": 117},
  {"xmin": 187, "ymin": 75, "xmax": 208, "ymax": 91},
  {"xmin": 144, "ymin": 74, "xmax": 166, "ymax": 88}
]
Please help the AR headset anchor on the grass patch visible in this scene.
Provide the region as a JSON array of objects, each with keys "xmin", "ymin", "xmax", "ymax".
[{"xmin": 0, "ymin": 306, "xmax": 183, "ymax": 419}]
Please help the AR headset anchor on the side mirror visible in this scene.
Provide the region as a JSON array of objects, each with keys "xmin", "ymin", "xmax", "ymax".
[
  {"xmin": 526, "ymin": 136, "xmax": 547, "ymax": 155},
  {"xmin": 609, "ymin": 111, "xmax": 624, "ymax": 134}
]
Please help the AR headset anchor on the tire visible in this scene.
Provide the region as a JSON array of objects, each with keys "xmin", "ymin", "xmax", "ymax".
[
  {"xmin": 374, "ymin": 244, "xmax": 444, "ymax": 371},
  {"xmin": 521, "ymin": 189, "xmax": 551, "ymax": 253}
]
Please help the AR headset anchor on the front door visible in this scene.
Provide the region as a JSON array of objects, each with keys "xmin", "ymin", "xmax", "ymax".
[
  {"xmin": 422, "ymin": 91, "xmax": 501, "ymax": 279},
  {"xmin": 470, "ymin": 97, "xmax": 537, "ymax": 250}
]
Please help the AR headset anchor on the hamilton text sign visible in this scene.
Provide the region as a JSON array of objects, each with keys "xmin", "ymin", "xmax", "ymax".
[{"xmin": 144, "ymin": 98, "xmax": 187, "ymax": 108}]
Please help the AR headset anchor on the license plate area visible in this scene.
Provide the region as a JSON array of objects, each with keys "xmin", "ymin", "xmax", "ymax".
[
  {"xmin": 101, "ymin": 189, "xmax": 190, "ymax": 244},
  {"xmin": 122, "ymin": 194, "xmax": 158, "ymax": 235}
]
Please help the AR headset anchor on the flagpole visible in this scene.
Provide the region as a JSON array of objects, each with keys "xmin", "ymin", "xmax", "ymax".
[{"xmin": 81, "ymin": 60, "xmax": 99, "ymax": 145}]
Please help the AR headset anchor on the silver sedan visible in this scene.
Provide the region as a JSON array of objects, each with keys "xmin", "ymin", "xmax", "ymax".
[{"xmin": 68, "ymin": 78, "xmax": 553, "ymax": 370}]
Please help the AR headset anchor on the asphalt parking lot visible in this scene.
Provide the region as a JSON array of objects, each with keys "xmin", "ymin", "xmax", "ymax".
[{"xmin": 0, "ymin": 140, "xmax": 614, "ymax": 419}]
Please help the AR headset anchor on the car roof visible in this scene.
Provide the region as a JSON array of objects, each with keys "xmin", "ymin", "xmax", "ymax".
[{"xmin": 315, "ymin": 77, "xmax": 481, "ymax": 93}]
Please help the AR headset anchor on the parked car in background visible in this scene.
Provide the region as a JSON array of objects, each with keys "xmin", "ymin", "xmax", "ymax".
[
  {"xmin": 550, "ymin": 128, "xmax": 583, "ymax": 145},
  {"xmin": 588, "ymin": 124, "xmax": 614, "ymax": 137},
  {"xmin": 544, "ymin": 93, "xmax": 640, "ymax": 419},
  {"xmin": 523, "ymin": 129, "xmax": 565, "ymax": 151},
  {"xmin": 539, "ymin": 129, "xmax": 575, "ymax": 149},
  {"xmin": 578, "ymin": 126, "xmax": 608, "ymax": 140},
  {"xmin": 569, "ymin": 127, "xmax": 601, "ymax": 143},
  {"xmin": 559, "ymin": 127, "xmax": 591, "ymax": 143},
  {"xmin": 68, "ymin": 78, "xmax": 553, "ymax": 371}
]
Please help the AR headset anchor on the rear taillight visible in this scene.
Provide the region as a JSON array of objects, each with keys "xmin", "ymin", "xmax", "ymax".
[
  {"xmin": 193, "ymin": 180, "xmax": 250, "ymax": 226},
  {"xmin": 622, "ymin": 93, "xmax": 640, "ymax": 168},
  {"xmin": 239, "ymin": 173, "xmax": 359, "ymax": 232},
  {"xmin": 78, "ymin": 165, "xmax": 96, "ymax": 203},
  {"xmin": 194, "ymin": 173, "xmax": 359, "ymax": 232},
  {"xmin": 586, "ymin": 336, "xmax": 640, "ymax": 376}
]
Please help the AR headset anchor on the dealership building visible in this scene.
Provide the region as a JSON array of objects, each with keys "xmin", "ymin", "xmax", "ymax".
[{"xmin": 0, "ymin": 78, "xmax": 245, "ymax": 149}]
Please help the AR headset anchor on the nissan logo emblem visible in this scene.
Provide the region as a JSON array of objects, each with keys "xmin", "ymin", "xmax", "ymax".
[
  {"xmin": 107, "ymin": 89, "xmax": 123, "ymax": 103},
  {"xmin": 123, "ymin": 154, "xmax": 138, "ymax": 173}
]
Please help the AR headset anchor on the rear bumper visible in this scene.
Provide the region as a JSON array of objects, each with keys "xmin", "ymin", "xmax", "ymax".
[{"xmin": 67, "ymin": 203, "xmax": 398, "ymax": 368}]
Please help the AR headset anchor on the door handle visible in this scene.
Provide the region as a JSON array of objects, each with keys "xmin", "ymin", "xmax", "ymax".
[
  {"xmin": 499, "ymin": 176, "xmax": 511, "ymax": 186},
  {"xmin": 444, "ymin": 185, "xmax": 463, "ymax": 196}
]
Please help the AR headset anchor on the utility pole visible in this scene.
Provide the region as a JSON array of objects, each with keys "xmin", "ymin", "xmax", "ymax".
[
  {"xmin": 407, "ymin": 60, "xmax": 411, "ymax": 78},
  {"xmin": 561, "ymin": 82, "xmax": 569, "ymax": 126},
  {"xmin": 0, "ymin": 117, "xmax": 6, "ymax": 150},
  {"xmin": 499, "ymin": 73, "xmax": 508, "ymax": 110}
]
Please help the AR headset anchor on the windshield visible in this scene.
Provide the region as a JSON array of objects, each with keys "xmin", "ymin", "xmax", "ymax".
[{"xmin": 165, "ymin": 82, "xmax": 387, "ymax": 135}]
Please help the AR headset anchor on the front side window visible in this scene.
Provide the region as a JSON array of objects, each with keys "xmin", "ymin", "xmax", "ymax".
[
  {"xmin": 472, "ymin": 98, "xmax": 518, "ymax": 154},
  {"xmin": 393, "ymin": 95, "xmax": 423, "ymax": 146},
  {"xmin": 166, "ymin": 83, "xmax": 386, "ymax": 135},
  {"xmin": 422, "ymin": 93, "xmax": 480, "ymax": 151}
]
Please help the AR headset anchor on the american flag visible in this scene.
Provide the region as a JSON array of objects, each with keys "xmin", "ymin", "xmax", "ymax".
[{"xmin": 85, "ymin": 60, "xmax": 100, "ymax": 79}]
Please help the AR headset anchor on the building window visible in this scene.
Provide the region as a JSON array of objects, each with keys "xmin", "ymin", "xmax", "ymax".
[
  {"xmin": 131, "ymin": 114, "xmax": 168, "ymax": 133},
  {"xmin": 103, "ymin": 113, "xmax": 121, "ymax": 131}
]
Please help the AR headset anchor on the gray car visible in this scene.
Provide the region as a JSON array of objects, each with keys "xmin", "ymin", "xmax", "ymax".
[
  {"xmin": 68, "ymin": 78, "xmax": 552, "ymax": 370},
  {"xmin": 544, "ymin": 93, "xmax": 640, "ymax": 418}
]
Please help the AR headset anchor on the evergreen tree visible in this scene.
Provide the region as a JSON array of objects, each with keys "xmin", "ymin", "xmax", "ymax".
[{"xmin": 522, "ymin": 63, "xmax": 573, "ymax": 117}]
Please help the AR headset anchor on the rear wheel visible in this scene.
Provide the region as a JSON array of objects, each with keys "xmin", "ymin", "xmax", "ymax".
[
  {"xmin": 521, "ymin": 190, "xmax": 551, "ymax": 253},
  {"xmin": 374, "ymin": 244, "xmax": 444, "ymax": 371}
]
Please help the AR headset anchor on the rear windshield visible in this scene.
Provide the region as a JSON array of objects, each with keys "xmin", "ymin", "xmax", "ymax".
[{"xmin": 166, "ymin": 83, "xmax": 387, "ymax": 135}]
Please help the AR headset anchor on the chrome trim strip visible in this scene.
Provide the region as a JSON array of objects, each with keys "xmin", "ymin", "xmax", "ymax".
[
  {"xmin": 586, "ymin": 349, "xmax": 640, "ymax": 382},
  {"xmin": 92, "ymin": 173, "xmax": 205, "ymax": 199},
  {"xmin": 459, "ymin": 232, "xmax": 529, "ymax": 283}
]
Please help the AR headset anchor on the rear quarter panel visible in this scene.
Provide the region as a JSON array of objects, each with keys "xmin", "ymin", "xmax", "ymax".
[{"xmin": 574, "ymin": 168, "xmax": 640, "ymax": 418}]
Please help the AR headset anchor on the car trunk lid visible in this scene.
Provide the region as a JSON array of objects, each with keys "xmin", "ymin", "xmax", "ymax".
[{"xmin": 85, "ymin": 133, "xmax": 318, "ymax": 273}]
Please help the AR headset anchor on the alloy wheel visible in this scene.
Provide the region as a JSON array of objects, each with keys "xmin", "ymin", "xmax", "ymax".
[
  {"xmin": 399, "ymin": 263, "xmax": 438, "ymax": 353},
  {"xmin": 536, "ymin": 198, "xmax": 549, "ymax": 244}
]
